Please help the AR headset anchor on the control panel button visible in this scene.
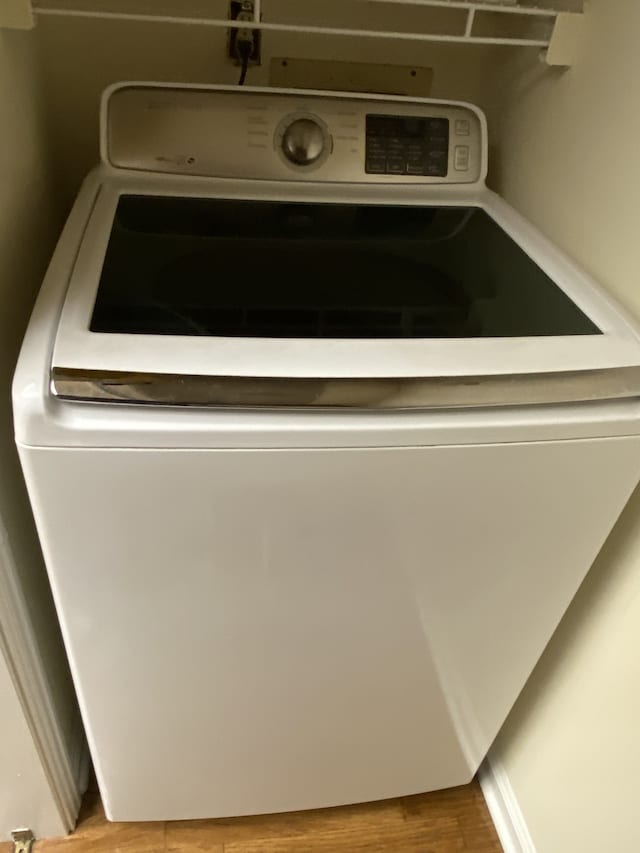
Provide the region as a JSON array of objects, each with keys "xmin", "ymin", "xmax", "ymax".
[
  {"xmin": 386, "ymin": 157, "xmax": 406, "ymax": 174},
  {"xmin": 454, "ymin": 145, "xmax": 470, "ymax": 171},
  {"xmin": 365, "ymin": 157, "xmax": 386, "ymax": 174},
  {"xmin": 455, "ymin": 119, "xmax": 471, "ymax": 136},
  {"xmin": 367, "ymin": 140, "xmax": 386, "ymax": 155}
]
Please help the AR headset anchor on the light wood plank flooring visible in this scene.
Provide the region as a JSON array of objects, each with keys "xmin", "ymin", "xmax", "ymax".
[{"xmin": 1, "ymin": 781, "xmax": 501, "ymax": 852}]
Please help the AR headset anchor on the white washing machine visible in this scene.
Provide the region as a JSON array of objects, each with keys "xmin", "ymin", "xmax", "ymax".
[{"xmin": 13, "ymin": 83, "xmax": 640, "ymax": 822}]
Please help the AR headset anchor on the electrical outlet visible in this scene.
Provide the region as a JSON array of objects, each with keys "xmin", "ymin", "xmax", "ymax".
[
  {"xmin": 11, "ymin": 830, "xmax": 34, "ymax": 853},
  {"xmin": 228, "ymin": 1, "xmax": 261, "ymax": 66}
]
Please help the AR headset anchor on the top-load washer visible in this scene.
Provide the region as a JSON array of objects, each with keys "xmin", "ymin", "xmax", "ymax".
[{"xmin": 13, "ymin": 83, "xmax": 640, "ymax": 822}]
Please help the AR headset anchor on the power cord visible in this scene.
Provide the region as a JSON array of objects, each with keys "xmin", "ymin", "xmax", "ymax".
[{"xmin": 236, "ymin": 36, "xmax": 252, "ymax": 85}]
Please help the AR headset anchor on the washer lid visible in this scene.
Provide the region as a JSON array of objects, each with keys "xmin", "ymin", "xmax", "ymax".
[
  {"xmin": 89, "ymin": 194, "xmax": 599, "ymax": 341},
  {"xmin": 51, "ymin": 182, "xmax": 640, "ymax": 408}
]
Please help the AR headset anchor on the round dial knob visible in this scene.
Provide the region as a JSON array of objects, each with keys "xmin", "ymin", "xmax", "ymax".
[{"xmin": 281, "ymin": 118, "xmax": 325, "ymax": 166}]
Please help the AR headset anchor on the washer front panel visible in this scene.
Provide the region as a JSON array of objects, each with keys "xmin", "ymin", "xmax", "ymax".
[
  {"xmin": 105, "ymin": 84, "xmax": 484, "ymax": 184},
  {"xmin": 19, "ymin": 436, "xmax": 640, "ymax": 818}
]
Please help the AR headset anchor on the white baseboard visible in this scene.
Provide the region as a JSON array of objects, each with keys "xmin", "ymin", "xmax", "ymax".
[{"xmin": 479, "ymin": 754, "xmax": 537, "ymax": 853}]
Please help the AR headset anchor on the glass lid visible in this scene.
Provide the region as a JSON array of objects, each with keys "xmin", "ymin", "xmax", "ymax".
[{"xmin": 90, "ymin": 195, "xmax": 600, "ymax": 341}]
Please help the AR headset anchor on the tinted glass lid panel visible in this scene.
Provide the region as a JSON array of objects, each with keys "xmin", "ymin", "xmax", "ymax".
[{"xmin": 90, "ymin": 195, "xmax": 600, "ymax": 339}]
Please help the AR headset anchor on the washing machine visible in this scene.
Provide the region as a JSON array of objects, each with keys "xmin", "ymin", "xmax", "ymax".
[{"xmin": 13, "ymin": 83, "xmax": 640, "ymax": 821}]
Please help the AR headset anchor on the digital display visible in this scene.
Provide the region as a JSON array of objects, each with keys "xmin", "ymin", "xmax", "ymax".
[{"xmin": 365, "ymin": 114, "xmax": 449, "ymax": 177}]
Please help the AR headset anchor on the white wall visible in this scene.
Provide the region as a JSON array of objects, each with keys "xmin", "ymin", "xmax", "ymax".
[
  {"xmin": 489, "ymin": 2, "xmax": 640, "ymax": 850},
  {"xmin": 0, "ymin": 26, "xmax": 80, "ymax": 839}
]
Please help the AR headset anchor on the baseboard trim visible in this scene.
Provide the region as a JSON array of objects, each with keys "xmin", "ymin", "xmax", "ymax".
[{"xmin": 479, "ymin": 754, "xmax": 537, "ymax": 853}]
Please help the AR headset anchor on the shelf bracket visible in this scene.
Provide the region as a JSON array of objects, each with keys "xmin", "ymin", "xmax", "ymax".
[{"xmin": 545, "ymin": 12, "xmax": 584, "ymax": 66}]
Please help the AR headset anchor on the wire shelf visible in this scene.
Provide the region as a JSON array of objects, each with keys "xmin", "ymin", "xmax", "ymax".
[{"xmin": 30, "ymin": 0, "xmax": 584, "ymax": 65}]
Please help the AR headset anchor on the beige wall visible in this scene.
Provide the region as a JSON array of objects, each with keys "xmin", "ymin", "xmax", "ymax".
[
  {"xmin": 34, "ymin": 11, "xmax": 504, "ymax": 202},
  {"xmin": 0, "ymin": 25, "xmax": 78, "ymax": 812},
  {"xmin": 490, "ymin": 2, "xmax": 640, "ymax": 851}
]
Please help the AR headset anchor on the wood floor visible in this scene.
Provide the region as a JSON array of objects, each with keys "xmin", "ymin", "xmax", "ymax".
[{"xmin": 2, "ymin": 781, "xmax": 501, "ymax": 852}]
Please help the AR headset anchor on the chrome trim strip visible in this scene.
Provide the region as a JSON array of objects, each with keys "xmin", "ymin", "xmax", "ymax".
[{"xmin": 51, "ymin": 367, "xmax": 640, "ymax": 409}]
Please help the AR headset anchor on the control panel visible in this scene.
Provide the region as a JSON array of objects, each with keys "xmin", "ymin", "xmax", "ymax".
[
  {"xmin": 105, "ymin": 84, "xmax": 485, "ymax": 185},
  {"xmin": 365, "ymin": 115, "xmax": 450, "ymax": 178}
]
